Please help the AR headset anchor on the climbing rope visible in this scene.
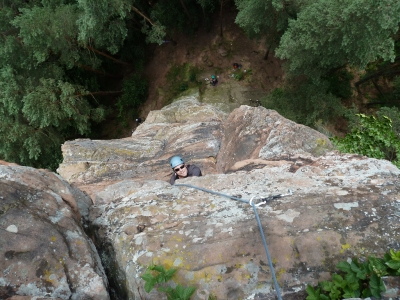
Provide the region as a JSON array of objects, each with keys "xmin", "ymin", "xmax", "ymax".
[{"xmin": 175, "ymin": 183, "xmax": 293, "ymax": 300}]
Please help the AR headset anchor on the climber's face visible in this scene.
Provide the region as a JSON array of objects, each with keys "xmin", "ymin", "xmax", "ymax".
[{"xmin": 174, "ymin": 164, "xmax": 187, "ymax": 177}]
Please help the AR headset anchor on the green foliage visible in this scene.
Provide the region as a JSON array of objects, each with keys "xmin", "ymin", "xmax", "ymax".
[
  {"xmin": 276, "ymin": 0, "xmax": 400, "ymax": 79},
  {"xmin": 0, "ymin": 0, "xmax": 153, "ymax": 169},
  {"xmin": 141, "ymin": 264, "xmax": 196, "ymax": 300},
  {"xmin": 306, "ymin": 249, "xmax": 400, "ymax": 300},
  {"xmin": 376, "ymin": 106, "xmax": 400, "ymax": 137},
  {"xmin": 141, "ymin": 19, "xmax": 167, "ymax": 45},
  {"xmin": 164, "ymin": 63, "xmax": 201, "ymax": 103},
  {"xmin": 150, "ymin": 0, "xmax": 203, "ymax": 35},
  {"xmin": 261, "ymin": 80, "xmax": 345, "ymax": 127},
  {"xmin": 324, "ymin": 69, "xmax": 354, "ymax": 99},
  {"xmin": 77, "ymin": 0, "xmax": 129, "ymax": 54},
  {"xmin": 233, "ymin": 70, "xmax": 244, "ymax": 81},
  {"xmin": 234, "ymin": 0, "xmax": 299, "ymax": 50},
  {"xmin": 331, "ymin": 114, "xmax": 400, "ymax": 167},
  {"xmin": 116, "ymin": 74, "xmax": 148, "ymax": 122}
]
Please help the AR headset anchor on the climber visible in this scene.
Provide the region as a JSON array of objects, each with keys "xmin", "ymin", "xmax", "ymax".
[
  {"xmin": 169, "ymin": 156, "xmax": 202, "ymax": 185},
  {"xmin": 210, "ymin": 75, "xmax": 218, "ymax": 86},
  {"xmin": 233, "ymin": 63, "xmax": 242, "ymax": 70}
]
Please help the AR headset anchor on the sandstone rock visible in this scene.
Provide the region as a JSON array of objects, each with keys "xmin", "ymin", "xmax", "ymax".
[
  {"xmin": 0, "ymin": 164, "xmax": 109, "ymax": 300},
  {"xmin": 88, "ymin": 152, "xmax": 400, "ymax": 299},
  {"xmin": 58, "ymin": 94, "xmax": 227, "ymax": 199},
  {"xmin": 56, "ymin": 96, "xmax": 400, "ymax": 299},
  {"xmin": 58, "ymin": 94, "xmax": 329, "ymax": 203},
  {"xmin": 216, "ymin": 106, "xmax": 334, "ymax": 172},
  {"xmin": 6, "ymin": 297, "xmax": 63, "ymax": 300}
]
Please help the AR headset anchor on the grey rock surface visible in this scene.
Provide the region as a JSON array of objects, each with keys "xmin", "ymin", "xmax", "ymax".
[
  {"xmin": 58, "ymin": 93, "xmax": 226, "ymax": 199},
  {"xmin": 58, "ymin": 92, "xmax": 332, "ymax": 202},
  {"xmin": 53, "ymin": 94, "xmax": 400, "ymax": 299},
  {"xmin": 216, "ymin": 105, "xmax": 334, "ymax": 173},
  {"xmin": 89, "ymin": 153, "xmax": 400, "ymax": 299},
  {"xmin": 0, "ymin": 163, "xmax": 109, "ymax": 300}
]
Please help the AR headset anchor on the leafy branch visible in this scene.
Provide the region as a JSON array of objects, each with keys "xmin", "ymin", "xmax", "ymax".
[
  {"xmin": 141, "ymin": 264, "xmax": 196, "ymax": 300},
  {"xmin": 331, "ymin": 114, "xmax": 400, "ymax": 168},
  {"xmin": 306, "ymin": 249, "xmax": 400, "ymax": 300}
]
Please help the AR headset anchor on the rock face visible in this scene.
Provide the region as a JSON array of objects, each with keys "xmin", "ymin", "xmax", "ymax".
[
  {"xmin": 216, "ymin": 105, "xmax": 333, "ymax": 173},
  {"xmin": 88, "ymin": 154, "xmax": 400, "ymax": 299},
  {"xmin": 58, "ymin": 92, "xmax": 333, "ymax": 200},
  {"xmin": 52, "ymin": 93, "xmax": 400, "ymax": 299},
  {"xmin": 0, "ymin": 163, "xmax": 109, "ymax": 300},
  {"xmin": 57, "ymin": 93, "xmax": 227, "ymax": 199}
]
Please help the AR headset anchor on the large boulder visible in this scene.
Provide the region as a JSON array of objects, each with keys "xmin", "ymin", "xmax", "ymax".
[
  {"xmin": 0, "ymin": 163, "xmax": 109, "ymax": 300},
  {"xmin": 58, "ymin": 93, "xmax": 332, "ymax": 201},
  {"xmin": 216, "ymin": 105, "xmax": 334, "ymax": 172},
  {"xmin": 88, "ymin": 153, "xmax": 400, "ymax": 299},
  {"xmin": 57, "ymin": 93, "xmax": 227, "ymax": 199}
]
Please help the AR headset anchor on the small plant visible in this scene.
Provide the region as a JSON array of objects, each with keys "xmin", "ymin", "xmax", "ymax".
[
  {"xmin": 179, "ymin": 83, "xmax": 188, "ymax": 91},
  {"xmin": 306, "ymin": 249, "xmax": 400, "ymax": 300},
  {"xmin": 234, "ymin": 70, "xmax": 244, "ymax": 81},
  {"xmin": 141, "ymin": 264, "xmax": 196, "ymax": 300}
]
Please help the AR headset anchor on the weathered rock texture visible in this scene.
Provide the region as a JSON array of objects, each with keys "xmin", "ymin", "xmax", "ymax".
[
  {"xmin": 57, "ymin": 94, "xmax": 227, "ymax": 199},
  {"xmin": 58, "ymin": 93, "xmax": 333, "ymax": 200},
  {"xmin": 216, "ymin": 105, "xmax": 333, "ymax": 173},
  {"xmin": 0, "ymin": 163, "xmax": 109, "ymax": 300},
  {"xmin": 88, "ymin": 154, "xmax": 400, "ymax": 299},
  {"xmin": 54, "ymin": 94, "xmax": 400, "ymax": 299}
]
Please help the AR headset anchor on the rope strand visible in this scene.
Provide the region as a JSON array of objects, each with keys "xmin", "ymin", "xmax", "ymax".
[{"xmin": 175, "ymin": 183, "xmax": 287, "ymax": 300}]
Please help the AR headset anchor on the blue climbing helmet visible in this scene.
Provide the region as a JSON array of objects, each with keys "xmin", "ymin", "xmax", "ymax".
[
  {"xmin": 170, "ymin": 156, "xmax": 184, "ymax": 169},
  {"xmin": 211, "ymin": 75, "xmax": 215, "ymax": 79}
]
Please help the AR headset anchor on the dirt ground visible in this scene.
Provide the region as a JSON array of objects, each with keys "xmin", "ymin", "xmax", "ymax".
[{"xmin": 137, "ymin": 7, "xmax": 285, "ymax": 124}]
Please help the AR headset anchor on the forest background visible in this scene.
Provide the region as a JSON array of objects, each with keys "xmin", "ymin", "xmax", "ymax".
[{"xmin": 1, "ymin": 0, "xmax": 400, "ymax": 170}]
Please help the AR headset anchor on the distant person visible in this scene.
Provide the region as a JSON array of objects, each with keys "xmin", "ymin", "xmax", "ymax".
[
  {"xmin": 233, "ymin": 63, "xmax": 242, "ymax": 69},
  {"xmin": 135, "ymin": 118, "xmax": 143, "ymax": 124},
  {"xmin": 169, "ymin": 156, "xmax": 202, "ymax": 185},
  {"xmin": 210, "ymin": 75, "xmax": 218, "ymax": 86}
]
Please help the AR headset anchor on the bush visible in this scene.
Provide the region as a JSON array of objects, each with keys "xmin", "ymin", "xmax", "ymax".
[
  {"xmin": 376, "ymin": 106, "xmax": 400, "ymax": 137},
  {"xmin": 261, "ymin": 80, "xmax": 345, "ymax": 127},
  {"xmin": 306, "ymin": 249, "xmax": 400, "ymax": 300},
  {"xmin": 331, "ymin": 114, "xmax": 400, "ymax": 167}
]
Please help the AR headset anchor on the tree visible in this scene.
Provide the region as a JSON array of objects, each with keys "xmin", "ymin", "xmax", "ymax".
[
  {"xmin": 275, "ymin": 0, "xmax": 400, "ymax": 79},
  {"xmin": 261, "ymin": 79, "xmax": 345, "ymax": 127},
  {"xmin": 196, "ymin": 0, "xmax": 216, "ymax": 29},
  {"xmin": 0, "ymin": 1, "xmax": 134, "ymax": 169},
  {"xmin": 234, "ymin": 0, "xmax": 303, "ymax": 59}
]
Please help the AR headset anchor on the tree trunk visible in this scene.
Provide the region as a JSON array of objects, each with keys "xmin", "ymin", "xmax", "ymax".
[
  {"xmin": 76, "ymin": 63, "xmax": 123, "ymax": 78},
  {"xmin": 355, "ymin": 59, "xmax": 400, "ymax": 88},
  {"xmin": 371, "ymin": 79, "xmax": 385, "ymax": 98},
  {"xmin": 179, "ymin": 0, "xmax": 192, "ymax": 21},
  {"xmin": 78, "ymin": 91, "xmax": 124, "ymax": 97},
  {"xmin": 264, "ymin": 44, "xmax": 272, "ymax": 60},
  {"xmin": 86, "ymin": 46, "xmax": 132, "ymax": 66},
  {"xmin": 219, "ymin": 0, "xmax": 224, "ymax": 37}
]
